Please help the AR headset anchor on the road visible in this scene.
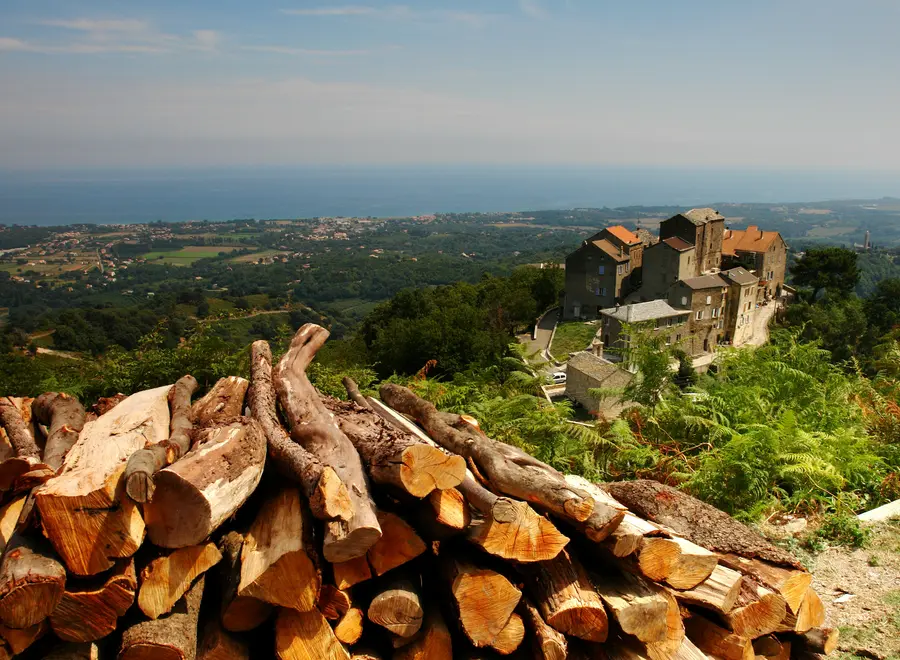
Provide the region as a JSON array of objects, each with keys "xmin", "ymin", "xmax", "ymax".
[
  {"xmin": 519, "ymin": 308, "xmax": 558, "ymax": 363},
  {"xmin": 747, "ymin": 302, "xmax": 777, "ymax": 347}
]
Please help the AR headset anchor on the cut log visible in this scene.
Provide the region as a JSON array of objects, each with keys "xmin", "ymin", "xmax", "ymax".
[
  {"xmin": 446, "ymin": 558, "xmax": 522, "ymax": 650},
  {"xmin": 327, "ymin": 397, "xmax": 466, "ymax": 497},
  {"xmin": 0, "ymin": 533, "xmax": 66, "ymax": 629},
  {"xmin": 0, "ymin": 619, "xmax": 45, "ymax": 654},
  {"xmin": 752, "ymin": 635, "xmax": 790, "ymax": 660},
  {"xmin": 491, "ymin": 612, "xmax": 525, "ymax": 655},
  {"xmin": 718, "ymin": 555, "xmax": 812, "ymax": 614},
  {"xmin": 565, "ymin": 475, "xmax": 627, "ymax": 542},
  {"xmin": 138, "ymin": 542, "xmax": 223, "ymax": 619},
  {"xmin": 518, "ymin": 549, "xmax": 607, "ymax": 643},
  {"xmin": 351, "ymin": 652, "xmax": 382, "ymax": 660},
  {"xmin": 776, "ymin": 587, "xmax": 824, "ymax": 634},
  {"xmin": 35, "ymin": 385, "xmax": 171, "ymax": 575},
  {"xmin": 427, "ymin": 487, "xmax": 471, "ymax": 530},
  {"xmin": 604, "ymin": 481, "xmax": 803, "ymax": 569},
  {"xmin": 604, "ymin": 513, "xmax": 665, "ymax": 558},
  {"xmin": 143, "ymin": 420, "xmax": 266, "ymax": 548},
  {"xmin": 673, "ymin": 564, "xmax": 744, "ymax": 615},
  {"xmin": 119, "ymin": 574, "xmax": 205, "ymax": 660},
  {"xmin": 124, "ymin": 375, "xmax": 199, "ymax": 503},
  {"xmin": 250, "ymin": 341, "xmax": 352, "ymax": 522},
  {"xmin": 380, "ymin": 384, "xmax": 594, "ymax": 524},
  {"xmin": 216, "ymin": 531, "xmax": 273, "ymax": 633},
  {"xmin": 393, "ymin": 605, "xmax": 452, "ymax": 659},
  {"xmin": 0, "ymin": 397, "xmax": 41, "ymax": 463},
  {"xmin": 32, "ymin": 392, "xmax": 86, "ymax": 472},
  {"xmin": 684, "ymin": 614, "xmax": 753, "ymax": 660},
  {"xmin": 0, "ymin": 396, "xmax": 49, "ymax": 492},
  {"xmin": 275, "ymin": 608, "xmax": 351, "ymax": 660},
  {"xmin": 367, "ymin": 578, "xmax": 423, "ymax": 638},
  {"xmin": 520, "ymin": 598, "xmax": 566, "ymax": 660},
  {"xmin": 366, "ymin": 511, "xmax": 426, "ymax": 577},
  {"xmin": 276, "ymin": 324, "xmax": 381, "ymax": 562},
  {"xmin": 638, "ymin": 536, "xmax": 718, "ymax": 589},
  {"xmin": 333, "ymin": 555, "xmax": 372, "ymax": 591},
  {"xmin": 44, "ymin": 642, "xmax": 101, "ymax": 660},
  {"xmin": 592, "ymin": 568, "xmax": 670, "ymax": 644},
  {"xmin": 50, "ymin": 558, "xmax": 136, "ymax": 642},
  {"xmin": 198, "ymin": 618, "xmax": 249, "ymax": 660},
  {"xmin": 648, "ymin": 589, "xmax": 686, "ymax": 659},
  {"xmin": 238, "ymin": 488, "xmax": 321, "ymax": 612},
  {"xmin": 333, "ymin": 607, "xmax": 364, "ymax": 645},
  {"xmin": 191, "ymin": 376, "xmax": 248, "ymax": 425},
  {"xmin": 318, "ymin": 584, "xmax": 352, "ymax": 620},
  {"xmin": 0, "ymin": 498, "xmax": 24, "ymax": 556},
  {"xmin": 791, "ymin": 627, "xmax": 839, "ymax": 655},
  {"xmin": 722, "ymin": 582, "xmax": 787, "ymax": 638}
]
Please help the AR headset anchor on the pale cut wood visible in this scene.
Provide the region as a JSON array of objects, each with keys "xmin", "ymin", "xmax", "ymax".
[
  {"xmin": 684, "ymin": 614, "xmax": 753, "ymax": 660},
  {"xmin": 752, "ymin": 635, "xmax": 790, "ymax": 660},
  {"xmin": 646, "ymin": 588, "xmax": 686, "ymax": 660},
  {"xmin": 519, "ymin": 549, "xmax": 608, "ymax": 643},
  {"xmin": 723, "ymin": 582, "xmax": 787, "ymax": 638},
  {"xmin": 0, "ymin": 619, "xmax": 45, "ymax": 654},
  {"xmin": 50, "ymin": 558, "xmax": 136, "ymax": 642},
  {"xmin": 32, "ymin": 391, "xmax": 87, "ymax": 472},
  {"xmin": 674, "ymin": 564, "xmax": 745, "ymax": 615},
  {"xmin": 217, "ymin": 531, "xmax": 273, "ymax": 633},
  {"xmin": 191, "ymin": 376, "xmax": 248, "ymax": 425},
  {"xmin": 144, "ymin": 420, "xmax": 266, "ymax": 548},
  {"xmin": 605, "ymin": 513, "xmax": 667, "ymax": 558},
  {"xmin": 776, "ymin": 587, "xmax": 824, "ymax": 634},
  {"xmin": 317, "ymin": 584, "xmax": 351, "ymax": 620},
  {"xmin": 275, "ymin": 608, "xmax": 351, "ymax": 660},
  {"xmin": 718, "ymin": 555, "xmax": 811, "ymax": 614},
  {"xmin": 276, "ymin": 325, "xmax": 382, "ymax": 562},
  {"xmin": 250, "ymin": 341, "xmax": 352, "ymax": 522},
  {"xmin": 36, "ymin": 385, "xmax": 171, "ymax": 575},
  {"xmin": 333, "ymin": 555, "xmax": 372, "ymax": 590},
  {"xmin": 380, "ymin": 384, "xmax": 595, "ymax": 524},
  {"xmin": 791, "ymin": 627, "xmax": 839, "ymax": 655},
  {"xmin": 393, "ymin": 606, "xmax": 453, "ymax": 660},
  {"xmin": 520, "ymin": 598, "xmax": 566, "ymax": 660},
  {"xmin": 333, "ymin": 607, "xmax": 364, "ymax": 645},
  {"xmin": 592, "ymin": 568, "xmax": 670, "ymax": 644},
  {"xmin": 119, "ymin": 575, "xmax": 205, "ymax": 660},
  {"xmin": 639, "ymin": 536, "xmax": 718, "ymax": 589},
  {"xmin": 367, "ymin": 579, "xmax": 423, "ymax": 638},
  {"xmin": 428, "ymin": 487, "xmax": 471, "ymax": 530},
  {"xmin": 565, "ymin": 475, "xmax": 627, "ymax": 542},
  {"xmin": 366, "ymin": 511, "xmax": 426, "ymax": 577},
  {"xmin": 0, "ymin": 533, "xmax": 66, "ymax": 629},
  {"xmin": 0, "ymin": 397, "xmax": 41, "ymax": 462},
  {"xmin": 447, "ymin": 558, "xmax": 522, "ymax": 650},
  {"xmin": 491, "ymin": 612, "xmax": 525, "ymax": 655},
  {"xmin": 198, "ymin": 618, "xmax": 249, "ymax": 660},
  {"xmin": 138, "ymin": 542, "xmax": 223, "ymax": 619},
  {"xmin": 238, "ymin": 488, "xmax": 321, "ymax": 612},
  {"xmin": 0, "ymin": 498, "xmax": 24, "ymax": 556}
]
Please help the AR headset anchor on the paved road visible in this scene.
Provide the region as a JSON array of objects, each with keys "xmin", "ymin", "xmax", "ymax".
[
  {"xmin": 520, "ymin": 308, "xmax": 558, "ymax": 362},
  {"xmin": 747, "ymin": 302, "xmax": 777, "ymax": 347}
]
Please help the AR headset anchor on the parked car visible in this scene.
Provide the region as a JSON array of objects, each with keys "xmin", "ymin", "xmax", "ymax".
[{"xmin": 551, "ymin": 372, "xmax": 567, "ymax": 384}]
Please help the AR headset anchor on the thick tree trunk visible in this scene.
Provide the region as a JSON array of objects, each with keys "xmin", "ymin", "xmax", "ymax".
[
  {"xmin": 250, "ymin": 341, "xmax": 352, "ymax": 522},
  {"xmin": 124, "ymin": 375, "xmax": 199, "ymax": 503},
  {"xmin": 238, "ymin": 488, "xmax": 321, "ymax": 612},
  {"xmin": 367, "ymin": 578, "xmax": 423, "ymax": 638},
  {"xmin": 365, "ymin": 511, "xmax": 426, "ymax": 577},
  {"xmin": 198, "ymin": 618, "xmax": 249, "ymax": 660},
  {"xmin": 722, "ymin": 581, "xmax": 787, "ymax": 638},
  {"xmin": 683, "ymin": 613, "xmax": 753, "ymax": 660},
  {"xmin": 138, "ymin": 542, "xmax": 223, "ymax": 619},
  {"xmin": 190, "ymin": 376, "xmax": 248, "ymax": 425},
  {"xmin": 565, "ymin": 475, "xmax": 627, "ymax": 542},
  {"xmin": 35, "ymin": 385, "xmax": 171, "ymax": 575},
  {"xmin": 275, "ymin": 608, "xmax": 351, "ymax": 660},
  {"xmin": 0, "ymin": 396, "xmax": 49, "ymax": 491},
  {"xmin": 718, "ymin": 555, "xmax": 812, "ymax": 615},
  {"xmin": 517, "ymin": 550, "xmax": 608, "ymax": 643},
  {"xmin": 143, "ymin": 420, "xmax": 266, "ymax": 548},
  {"xmin": 0, "ymin": 533, "xmax": 66, "ymax": 629},
  {"xmin": 637, "ymin": 536, "xmax": 718, "ymax": 589},
  {"xmin": 49, "ymin": 558, "xmax": 136, "ymax": 642},
  {"xmin": 672, "ymin": 564, "xmax": 744, "ymax": 615},
  {"xmin": 380, "ymin": 384, "xmax": 595, "ymax": 524},
  {"xmin": 445, "ymin": 558, "xmax": 522, "ymax": 650},
  {"xmin": 32, "ymin": 392, "xmax": 86, "ymax": 472},
  {"xmin": 791, "ymin": 627, "xmax": 839, "ymax": 655},
  {"xmin": 119, "ymin": 575, "xmax": 205, "ymax": 660},
  {"xmin": 275, "ymin": 324, "xmax": 381, "ymax": 562},
  {"xmin": 520, "ymin": 598, "xmax": 566, "ymax": 660},
  {"xmin": 333, "ymin": 607, "xmax": 364, "ymax": 645},
  {"xmin": 592, "ymin": 568, "xmax": 671, "ymax": 644},
  {"xmin": 216, "ymin": 531, "xmax": 272, "ymax": 633},
  {"xmin": 0, "ymin": 398, "xmax": 41, "ymax": 462}
]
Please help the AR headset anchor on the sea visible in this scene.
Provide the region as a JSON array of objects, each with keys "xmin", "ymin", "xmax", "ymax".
[{"xmin": 1, "ymin": 165, "xmax": 899, "ymax": 226}]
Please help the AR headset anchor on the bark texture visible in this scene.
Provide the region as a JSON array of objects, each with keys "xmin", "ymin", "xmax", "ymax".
[
  {"xmin": 0, "ymin": 533, "xmax": 66, "ymax": 629},
  {"xmin": 31, "ymin": 392, "xmax": 86, "ymax": 472},
  {"xmin": 119, "ymin": 575, "xmax": 205, "ymax": 660}
]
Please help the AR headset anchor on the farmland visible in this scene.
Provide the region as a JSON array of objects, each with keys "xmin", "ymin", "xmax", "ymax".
[{"xmin": 141, "ymin": 245, "xmax": 238, "ymax": 266}]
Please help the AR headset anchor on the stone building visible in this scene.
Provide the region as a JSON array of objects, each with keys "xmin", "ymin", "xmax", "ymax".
[
  {"xmin": 722, "ymin": 226, "xmax": 787, "ymax": 299},
  {"xmin": 720, "ymin": 267, "xmax": 759, "ymax": 346},
  {"xmin": 597, "ymin": 300, "xmax": 691, "ymax": 359},
  {"xmin": 565, "ymin": 350, "xmax": 634, "ymax": 418},
  {"xmin": 563, "ymin": 225, "xmax": 642, "ymax": 319},
  {"xmin": 639, "ymin": 236, "xmax": 696, "ymax": 301},
  {"xmin": 659, "ymin": 208, "xmax": 725, "ymax": 276},
  {"xmin": 668, "ymin": 274, "xmax": 728, "ymax": 355}
]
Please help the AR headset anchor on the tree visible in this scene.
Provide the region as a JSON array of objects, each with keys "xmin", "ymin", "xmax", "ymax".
[
  {"xmin": 864, "ymin": 277, "xmax": 900, "ymax": 334},
  {"xmin": 791, "ymin": 247, "xmax": 860, "ymax": 299}
]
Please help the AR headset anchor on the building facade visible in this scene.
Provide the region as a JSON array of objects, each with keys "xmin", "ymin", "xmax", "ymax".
[
  {"xmin": 668, "ymin": 274, "xmax": 728, "ymax": 355},
  {"xmin": 722, "ymin": 226, "xmax": 787, "ymax": 299},
  {"xmin": 639, "ymin": 237, "xmax": 696, "ymax": 301},
  {"xmin": 721, "ymin": 267, "xmax": 759, "ymax": 346},
  {"xmin": 565, "ymin": 350, "xmax": 635, "ymax": 418},
  {"xmin": 597, "ymin": 300, "xmax": 691, "ymax": 359},
  {"xmin": 658, "ymin": 208, "xmax": 725, "ymax": 276},
  {"xmin": 563, "ymin": 225, "xmax": 640, "ymax": 319}
]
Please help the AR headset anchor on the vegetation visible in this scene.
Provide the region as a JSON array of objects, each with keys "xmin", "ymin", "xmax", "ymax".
[{"xmin": 549, "ymin": 321, "xmax": 598, "ymax": 361}]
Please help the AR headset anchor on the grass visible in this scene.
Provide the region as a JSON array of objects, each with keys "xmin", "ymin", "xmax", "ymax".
[
  {"xmin": 206, "ymin": 297, "xmax": 235, "ymax": 313},
  {"xmin": 229, "ymin": 250, "xmax": 290, "ymax": 264},
  {"xmin": 550, "ymin": 320, "xmax": 599, "ymax": 360},
  {"xmin": 806, "ymin": 225, "xmax": 857, "ymax": 238},
  {"xmin": 142, "ymin": 246, "xmax": 237, "ymax": 266}
]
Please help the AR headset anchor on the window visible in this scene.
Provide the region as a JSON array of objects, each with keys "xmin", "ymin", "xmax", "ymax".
[
  {"xmin": 718, "ymin": 319, "xmax": 724, "ymax": 329},
  {"xmin": 594, "ymin": 287, "xmax": 599, "ymax": 296},
  {"xmin": 617, "ymin": 264, "xmax": 624, "ymax": 275},
  {"xmin": 600, "ymin": 287, "xmax": 606, "ymax": 296},
  {"xmin": 598, "ymin": 265, "xmax": 605, "ymax": 275},
  {"xmin": 625, "ymin": 262, "xmax": 630, "ymax": 273},
  {"xmin": 681, "ymin": 296, "xmax": 688, "ymax": 306},
  {"xmin": 696, "ymin": 310, "xmax": 703, "ymax": 320},
  {"xmin": 705, "ymin": 295, "xmax": 712, "ymax": 305},
  {"xmin": 712, "ymin": 308, "xmax": 719, "ymax": 318}
]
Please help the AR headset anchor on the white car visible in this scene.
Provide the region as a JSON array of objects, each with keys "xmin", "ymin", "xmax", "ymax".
[{"xmin": 551, "ymin": 372, "xmax": 567, "ymax": 384}]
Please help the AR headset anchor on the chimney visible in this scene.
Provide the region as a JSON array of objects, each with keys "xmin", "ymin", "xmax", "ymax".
[
  {"xmin": 619, "ymin": 245, "xmax": 623, "ymax": 257},
  {"xmin": 592, "ymin": 339, "xmax": 604, "ymax": 358}
]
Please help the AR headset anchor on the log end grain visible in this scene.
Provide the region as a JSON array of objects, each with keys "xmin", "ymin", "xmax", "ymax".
[{"xmin": 399, "ymin": 445, "xmax": 466, "ymax": 497}]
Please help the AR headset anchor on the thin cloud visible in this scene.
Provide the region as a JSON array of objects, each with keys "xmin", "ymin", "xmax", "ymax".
[
  {"xmin": 281, "ymin": 5, "xmax": 497, "ymax": 27},
  {"xmin": 243, "ymin": 45, "xmax": 371, "ymax": 56},
  {"xmin": 281, "ymin": 6, "xmax": 378, "ymax": 16},
  {"xmin": 39, "ymin": 18, "xmax": 150, "ymax": 32},
  {"xmin": 519, "ymin": 0, "xmax": 548, "ymax": 19}
]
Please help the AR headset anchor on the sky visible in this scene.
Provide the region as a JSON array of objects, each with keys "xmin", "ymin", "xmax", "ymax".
[{"xmin": 1, "ymin": 0, "xmax": 899, "ymax": 170}]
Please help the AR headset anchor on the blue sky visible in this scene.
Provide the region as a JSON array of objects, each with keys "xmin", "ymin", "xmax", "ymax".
[{"xmin": 1, "ymin": 0, "xmax": 898, "ymax": 169}]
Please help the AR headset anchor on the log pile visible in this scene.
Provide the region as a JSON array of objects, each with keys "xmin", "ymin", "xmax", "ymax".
[{"xmin": 0, "ymin": 324, "xmax": 838, "ymax": 659}]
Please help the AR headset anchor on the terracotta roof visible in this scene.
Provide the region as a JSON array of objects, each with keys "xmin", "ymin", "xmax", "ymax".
[
  {"xmin": 604, "ymin": 225, "xmax": 641, "ymax": 246},
  {"xmin": 679, "ymin": 274, "xmax": 728, "ymax": 290},
  {"xmin": 722, "ymin": 226, "xmax": 783, "ymax": 255},
  {"xmin": 661, "ymin": 236, "xmax": 694, "ymax": 251},
  {"xmin": 682, "ymin": 208, "xmax": 725, "ymax": 225},
  {"xmin": 721, "ymin": 267, "xmax": 758, "ymax": 286},
  {"xmin": 589, "ymin": 239, "xmax": 630, "ymax": 262}
]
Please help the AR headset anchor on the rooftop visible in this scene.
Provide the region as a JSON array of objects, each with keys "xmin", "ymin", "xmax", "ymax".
[
  {"xmin": 681, "ymin": 208, "xmax": 726, "ymax": 225},
  {"xmin": 722, "ymin": 226, "xmax": 783, "ymax": 255},
  {"xmin": 604, "ymin": 225, "xmax": 641, "ymax": 246},
  {"xmin": 721, "ymin": 266, "xmax": 759, "ymax": 286},
  {"xmin": 567, "ymin": 351, "xmax": 634, "ymax": 388},
  {"xmin": 589, "ymin": 238, "xmax": 630, "ymax": 262},
  {"xmin": 679, "ymin": 274, "xmax": 728, "ymax": 290},
  {"xmin": 661, "ymin": 236, "xmax": 695, "ymax": 252},
  {"xmin": 600, "ymin": 299, "xmax": 688, "ymax": 322}
]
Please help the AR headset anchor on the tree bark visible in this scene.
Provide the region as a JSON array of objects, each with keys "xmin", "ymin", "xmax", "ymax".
[
  {"xmin": 138, "ymin": 542, "xmax": 223, "ymax": 620},
  {"xmin": 604, "ymin": 513, "xmax": 667, "ymax": 558},
  {"xmin": 49, "ymin": 558, "xmax": 136, "ymax": 642},
  {"xmin": 250, "ymin": 341, "xmax": 352, "ymax": 522},
  {"xmin": 0, "ymin": 533, "xmax": 66, "ymax": 629},
  {"xmin": 198, "ymin": 618, "xmax": 249, "ymax": 660},
  {"xmin": 717, "ymin": 555, "xmax": 812, "ymax": 615},
  {"xmin": 275, "ymin": 608, "xmax": 351, "ymax": 660},
  {"xmin": 683, "ymin": 613, "xmax": 753, "ymax": 660},
  {"xmin": 32, "ymin": 392, "xmax": 86, "ymax": 472},
  {"xmin": 367, "ymin": 578, "xmax": 423, "ymax": 638},
  {"xmin": 445, "ymin": 558, "xmax": 522, "ymax": 650},
  {"xmin": 380, "ymin": 384, "xmax": 595, "ymax": 524},
  {"xmin": 517, "ymin": 550, "xmax": 607, "ymax": 643},
  {"xmin": 672, "ymin": 564, "xmax": 744, "ymax": 615},
  {"xmin": 275, "ymin": 324, "xmax": 381, "ymax": 562},
  {"xmin": 365, "ymin": 511, "xmax": 426, "ymax": 577},
  {"xmin": 190, "ymin": 376, "xmax": 248, "ymax": 425},
  {"xmin": 520, "ymin": 598, "xmax": 566, "ymax": 660},
  {"xmin": 342, "ymin": 377, "xmax": 371, "ymax": 409},
  {"xmin": 0, "ymin": 396, "xmax": 49, "ymax": 492},
  {"xmin": 119, "ymin": 574, "xmax": 205, "ymax": 660},
  {"xmin": 592, "ymin": 568, "xmax": 671, "ymax": 644},
  {"xmin": 565, "ymin": 475, "xmax": 627, "ymax": 542},
  {"xmin": 143, "ymin": 420, "xmax": 266, "ymax": 548},
  {"xmin": 35, "ymin": 385, "xmax": 171, "ymax": 575},
  {"xmin": 124, "ymin": 375, "xmax": 198, "ymax": 503},
  {"xmin": 216, "ymin": 531, "xmax": 272, "ymax": 633},
  {"xmin": 0, "ymin": 397, "xmax": 41, "ymax": 462},
  {"xmin": 238, "ymin": 488, "xmax": 321, "ymax": 612},
  {"xmin": 637, "ymin": 536, "xmax": 718, "ymax": 589},
  {"xmin": 753, "ymin": 635, "xmax": 791, "ymax": 660},
  {"xmin": 722, "ymin": 581, "xmax": 787, "ymax": 638}
]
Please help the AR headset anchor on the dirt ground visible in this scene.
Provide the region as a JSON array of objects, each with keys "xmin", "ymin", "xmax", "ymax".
[{"xmin": 809, "ymin": 519, "xmax": 900, "ymax": 660}]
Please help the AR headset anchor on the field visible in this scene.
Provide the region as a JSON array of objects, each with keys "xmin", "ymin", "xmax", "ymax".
[
  {"xmin": 142, "ymin": 246, "xmax": 238, "ymax": 266},
  {"xmin": 806, "ymin": 225, "xmax": 858, "ymax": 238},
  {"xmin": 550, "ymin": 320, "xmax": 599, "ymax": 360},
  {"xmin": 229, "ymin": 250, "xmax": 290, "ymax": 264}
]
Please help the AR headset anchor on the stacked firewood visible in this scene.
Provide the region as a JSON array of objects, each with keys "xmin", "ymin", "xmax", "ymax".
[{"xmin": 0, "ymin": 323, "xmax": 839, "ymax": 660}]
